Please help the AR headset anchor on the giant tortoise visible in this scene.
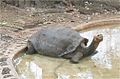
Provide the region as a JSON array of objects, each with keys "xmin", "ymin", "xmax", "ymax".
[{"xmin": 26, "ymin": 26, "xmax": 103, "ymax": 63}]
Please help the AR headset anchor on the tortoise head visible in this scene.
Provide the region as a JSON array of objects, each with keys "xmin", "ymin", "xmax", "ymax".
[
  {"xmin": 93, "ymin": 34, "xmax": 103, "ymax": 43},
  {"xmin": 81, "ymin": 34, "xmax": 103, "ymax": 57}
]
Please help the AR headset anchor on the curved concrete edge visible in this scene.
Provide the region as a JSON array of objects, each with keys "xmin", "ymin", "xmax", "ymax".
[
  {"xmin": 0, "ymin": 56, "xmax": 19, "ymax": 79},
  {"xmin": 1, "ymin": 18, "xmax": 120, "ymax": 79},
  {"xmin": 0, "ymin": 43, "xmax": 27, "ymax": 79},
  {"xmin": 72, "ymin": 18, "xmax": 120, "ymax": 31}
]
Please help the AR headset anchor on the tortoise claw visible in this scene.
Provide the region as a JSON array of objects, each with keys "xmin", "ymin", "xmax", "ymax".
[{"xmin": 70, "ymin": 59, "xmax": 79, "ymax": 64}]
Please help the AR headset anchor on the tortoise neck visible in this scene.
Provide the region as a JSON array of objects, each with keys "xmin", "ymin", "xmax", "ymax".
[{"xmin": 84, "ymin": 39, "xmax": 100, "ymax": 56}]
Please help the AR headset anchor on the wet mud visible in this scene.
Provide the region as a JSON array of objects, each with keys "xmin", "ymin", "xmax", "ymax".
[{"xmin": 15, "ymin": 25, "xmax": 120, "ymax": 79}]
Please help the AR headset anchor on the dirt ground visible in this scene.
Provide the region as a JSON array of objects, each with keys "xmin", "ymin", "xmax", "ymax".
[{"xmin": 1, "ymin": 3, "xmax": 120, "ymax": 29}]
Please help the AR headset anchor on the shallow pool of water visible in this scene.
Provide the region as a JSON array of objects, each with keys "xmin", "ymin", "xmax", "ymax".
[{"xmin": 15, "ymin": 25, "xmax": 120, "ymax": 79}]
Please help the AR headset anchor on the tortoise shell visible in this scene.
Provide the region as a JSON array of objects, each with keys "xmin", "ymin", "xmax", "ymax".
[{"xmin": 28, "ymin": 27, "xmax": 88, "ymax": 57}]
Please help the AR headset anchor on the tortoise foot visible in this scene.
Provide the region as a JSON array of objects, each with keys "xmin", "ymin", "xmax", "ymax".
[
  {"xmin": 70, "ymin": 52, "xmax": 83, "ymax": 64},
  {"xmin": 70, "ymin": 59, "xmax": 79, "ymax": 64}
]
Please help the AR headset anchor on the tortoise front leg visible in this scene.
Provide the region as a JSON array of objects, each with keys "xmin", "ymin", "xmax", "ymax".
[
  {"xmin": 62, "ymin": 52, "xmax": 76, "ymax": 59},
  {"xmin": 26, "ymin": 45, "xmax": 36, "ymax": 54},
  {"xmin": 70, "ymin": 52, "xmax": 83, "ymax": 63}
]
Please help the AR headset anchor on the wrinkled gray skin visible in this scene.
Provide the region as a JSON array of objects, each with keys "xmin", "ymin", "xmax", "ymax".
[{"xmin": 26, "ymin": 27, "xmax": 103, "ymax": 63}]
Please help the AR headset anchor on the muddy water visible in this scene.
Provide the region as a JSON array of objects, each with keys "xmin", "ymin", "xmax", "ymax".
[{"xmin": 15, "ymin": 25, "xmax": 120, "ymax": 79}]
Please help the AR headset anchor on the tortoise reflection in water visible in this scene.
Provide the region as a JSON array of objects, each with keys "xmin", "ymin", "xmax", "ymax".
[{"xmin": 26, "ymin": 27, "xmax": 103, "ymax": 63}]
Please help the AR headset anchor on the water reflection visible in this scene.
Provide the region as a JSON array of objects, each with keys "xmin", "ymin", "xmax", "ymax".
[
  {"xmin": 15, "ymin": 25, "xmax": 120, "ymax": 79},
  {"xmin": 29, "ymin": 62, "xmax": 42, "ymax": 79},
  {"xmin": 75, "ymin": 71, "xmax": 93, "ymax": 79},
  {"xmin": 16, "ymin": 57, "xmax": 42, "ymax": 79}
]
